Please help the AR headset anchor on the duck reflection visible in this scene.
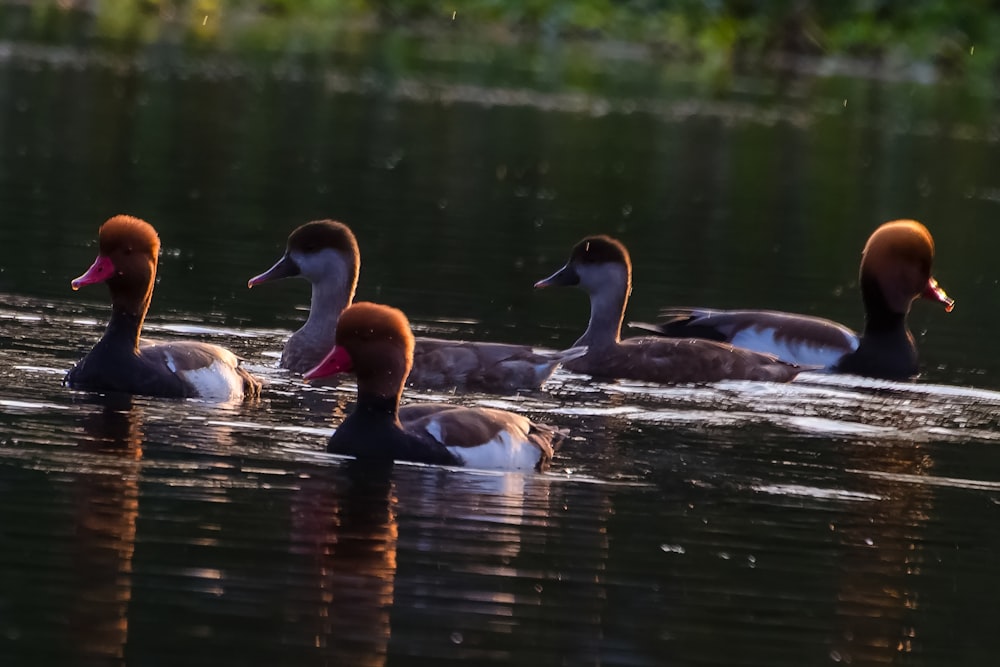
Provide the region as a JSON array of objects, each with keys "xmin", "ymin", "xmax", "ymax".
[
  {"xmin": 830, "ymin": 439, "xmax": 934, "ymax": 665},
  {"xmin": 71, "ymin": 393, "xmax": 142, "ymax": 664},
  {"xmin": 288, "ymin": 459, "xmax": 613, "ymax": 665},
  {"xmin": 289, "ymin": 459, "xmax": 397, "ymax": 666},
  {"xmin": 390, "ymin": 467, "xmax": 611, "ymax": 664}
]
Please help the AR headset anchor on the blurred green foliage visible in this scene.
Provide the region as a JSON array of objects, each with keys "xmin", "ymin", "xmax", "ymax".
[{"xmin": 12, "ymin": 0, "xmax": 999, "ymax": 73}]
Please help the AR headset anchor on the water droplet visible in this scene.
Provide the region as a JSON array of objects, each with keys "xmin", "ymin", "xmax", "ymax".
[{"xmin": 450, "ymin": 632, "xmax": 463, "ymax": 644}]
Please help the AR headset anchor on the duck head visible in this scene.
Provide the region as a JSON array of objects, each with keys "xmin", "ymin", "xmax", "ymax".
[
  {"xmin": 248, "ymin": 219, "xmax": 360, "ymax": 296},
  {"xmin": 861, "ymin": 220, "xmax": 954, "ymax": 317},
  {"xmin": 71, "ymin": 215, "xmax": 159, "ymax": 318},
  {"xmin": 534, "ymin": 234, "xmax": 632, "ymax": 298},
  {"xmin": 304, "ymin": 302, "xmax": 413, "ymax": 402}
]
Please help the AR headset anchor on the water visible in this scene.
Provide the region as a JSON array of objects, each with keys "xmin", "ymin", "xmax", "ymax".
[{"xmin": 2, "ymin": 11, "xmax": 1000, "ymax": 665}]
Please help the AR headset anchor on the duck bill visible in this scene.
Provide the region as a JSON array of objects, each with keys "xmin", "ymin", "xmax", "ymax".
[
  {"xmin": 247, "ymin": 253, "xmax": 300, "ymax": 288},
  {"xmin": 71, "ymin": 255, "xmax": 116, "ymax": 290},
  {"xmin": 923, "ymin": 277, "xmax": 955, "ymax": 312},
  {"xmin": 534, "ymin": 263, "xmax": 579, "ymax": 288},
  {"xmin": 303, "ymin": 346, "xmax": 354, "ymax": 381}
]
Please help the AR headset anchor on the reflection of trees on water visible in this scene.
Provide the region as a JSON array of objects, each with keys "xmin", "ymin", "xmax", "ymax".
[
  {"xmin": 582, "ymin": 424, "xmax": 942, "ymax": 665},
  {"xmin": 0, "ymin": 382, "xmax": 951, "ymax": 665}
]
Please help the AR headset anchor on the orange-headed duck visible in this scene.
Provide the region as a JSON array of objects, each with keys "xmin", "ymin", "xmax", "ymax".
[
  {"xmin": 66, "ymin": 215, "xmax": 262, "ymax": 400},
  {"xmin": 630, "ymin": 220, "xmax": 954, "ymax": 380},
  {"xmin": 249, "ymin": 220, "xmax": 585, "ymax": 393},
  {"xmin": 534, "ymin": 235, "xmax": 803, "ymax": 384},
  {"xmin": 303, "ymin": 302, "xmax": 564, "ymax": 470}
]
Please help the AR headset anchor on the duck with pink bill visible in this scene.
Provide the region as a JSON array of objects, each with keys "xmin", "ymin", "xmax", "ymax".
[
  {"xmin": 303, "ymin": 302, "xmax": 565, "ymax": 471},
  {"xmin": 66, "ymin": 215, "xmax": 262, "ymax": 400},
  {"xmin": 629, "ymin": 220, "xmax": 954, "ymax": 380}
]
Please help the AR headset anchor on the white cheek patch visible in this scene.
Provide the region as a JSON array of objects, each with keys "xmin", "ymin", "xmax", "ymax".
[
  {"xmin": 293, "ymin": 248, "xmax": 350, "ymax": 285},
  {"xmin": 731, "ymin": 327, "xmax": 856, "ymax": 368},
  {"xmin": 178, "ymin": 360, "xmax": 244, "ymax": 401}
]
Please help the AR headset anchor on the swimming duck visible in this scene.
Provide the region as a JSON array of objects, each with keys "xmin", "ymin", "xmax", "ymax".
[
  {"xmin": 304, "ymin": 302, "xmax": 564, "ymax": 470},
  {"xmin": 630, "ymin": 220, "xmax": 954, "ymax": 380},
  {"xmin": 249, "ymin": 220, "xmax": 584, "ymax": 393},
  {"xmin": 534, "ymin": 235, "xmax": 803, "ymax": 384},
  {"xmin": 66, "ymin": 215, "xmax": 262, "ymax": 400}
]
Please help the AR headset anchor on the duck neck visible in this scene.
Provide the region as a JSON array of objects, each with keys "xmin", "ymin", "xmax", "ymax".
[
  {"xmin": 353, "ymin": 393, "xmax": 403, "ymax": 425},
  {"xmin": 104, "ymin": 266, "xmax": 153, "ymax": 352},
  {"xmin": 860, "ymin": 273, "xmax": 908, "ymax": 337},
  {"xmin": 837, "ymin": 273, "xmax": 918, "ymax": 378},
  {"xmin": 295, "ymin": 278, "xmax": 353, "ymax": 349},
  {"xmin": 329, "ymin": 391, "xmax": 405, "ymax": 458},
  {"xmin": 100, "ymin": 307, "xmax": 144, "ymax": 353},
  {"xmin": 577, "ymin": 284, "xmax": 628, "ymax": 350}
]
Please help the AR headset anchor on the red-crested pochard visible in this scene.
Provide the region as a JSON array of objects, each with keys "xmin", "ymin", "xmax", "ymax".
[
  {"xmin": 303, "ymin": 302, "xmax": 565, "ymax": 470},
  {"xmin": 534, "ymin": 235, "xmax": 803, "ymax": 384},
  {"xmin": 630, "ymin": 220, "xmax": 954, "ymax": 380},
  {"xmin": 248, "ymin": 220, "xmax": 585, "ymax": 393},
  {"xmin": 65, "ymin": 215, "xmax": 262, "ymax": 400}
]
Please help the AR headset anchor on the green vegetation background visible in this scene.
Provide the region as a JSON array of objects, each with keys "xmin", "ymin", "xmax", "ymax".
[{"xmin": 13, "ymin": 0, "xmax": 998, "ymax": 74}]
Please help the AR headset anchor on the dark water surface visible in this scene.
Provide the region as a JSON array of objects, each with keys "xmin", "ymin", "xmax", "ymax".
[{"xmin": 2, "ymin": 17, "xmax": 1000, "ymax": 666}]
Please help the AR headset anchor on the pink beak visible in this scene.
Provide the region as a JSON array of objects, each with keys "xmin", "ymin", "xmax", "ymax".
[
  {"xmin": 303, "ymin": 346, "xmax": 354, "ymax": 381},
  {"xmin": 71, "ymin": 255, "xmax": 116, "ymax": 290},
  {"xmin": 922, "ymin": 277, "xmax": 954, "ymax": 313}
]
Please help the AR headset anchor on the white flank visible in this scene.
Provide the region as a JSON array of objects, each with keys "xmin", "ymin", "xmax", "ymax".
[
  {"xmin": 163, "ymin": 352, "xmax": 178, "ymax": 373},
  {"xmin": 179, "ymin": 359, "xmax": 244, "ymax": 401},
  {"xmin": 445, "ymin": 429, "xmax": 541, "ymax": 472},
  {"xmin": 731, "ymin": 327, "xmax": 856, "ymax": 368},
  {"xmin": 424, "ymin": 419, "xmax": 445, "ymax": 444}
]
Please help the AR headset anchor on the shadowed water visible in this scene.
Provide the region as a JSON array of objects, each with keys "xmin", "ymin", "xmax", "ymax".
[{"xmin": 2, "ymin": 14, "xmax": 1000, "ymax": 666}]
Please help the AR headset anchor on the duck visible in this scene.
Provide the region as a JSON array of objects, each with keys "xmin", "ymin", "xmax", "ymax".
[
  {"xmin": 534, "ymin": 235, "xmax": 803, "ymax": 384},
  {"xmin": 629, "ymin": 220, "xmax": 954, "ymax": 380},
  {"xmin": 248, "ymin": 219, "xmax": 585, "ymax": 393},
  {"xmin": 65, "ymin": 215, "xmax": 262, "ymax": 400},
  {"xmin": 303, "ymin": 302, "xmax": 565, "ymax": 471}
]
